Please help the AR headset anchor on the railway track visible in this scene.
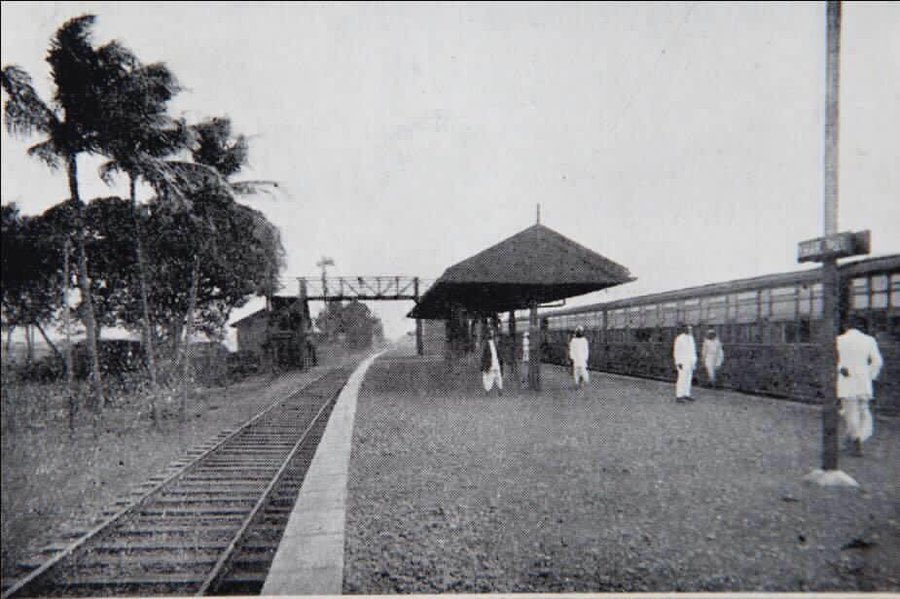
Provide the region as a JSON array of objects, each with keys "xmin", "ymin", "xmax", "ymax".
[{"xmin": 3, "ymin": 364, "xmax": 359, "ymax": 597}]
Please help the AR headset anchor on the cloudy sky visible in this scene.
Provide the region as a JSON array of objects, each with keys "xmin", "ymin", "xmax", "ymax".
[{"xmin": 2, "ymin": 2, "xmax": 898, "ymax": 341}]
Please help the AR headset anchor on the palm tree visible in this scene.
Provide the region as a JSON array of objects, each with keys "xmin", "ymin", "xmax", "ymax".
[
  {"xmin": 94, "ymin": 41, "xmax": 190, "ymax": 415},
  {"xmin": 1, "ymin": 15, "xmax": 114, "ymax": 410},
  {"xmin": 174, "ymin": 117, "xmax": 282, "ymax": 417}
]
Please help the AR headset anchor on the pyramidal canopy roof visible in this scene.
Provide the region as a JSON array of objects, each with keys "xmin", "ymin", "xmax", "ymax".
[{"xmin": 409, "ymin": 224, "xmax": 635, "ymax": 319}]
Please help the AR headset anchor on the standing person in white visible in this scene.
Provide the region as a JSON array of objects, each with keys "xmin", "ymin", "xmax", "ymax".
[
  {"xmin": 673, "ymin": 324, "xmax": 697, "ymax": 403},
  {"xmin": 480, "ymin": 329, "xmax": 503, "ymax": 396},
  {"xmin": 568, "ymin": 326, "xmax": 590, "ymax": 389},
  {"xmin": 836, "ymin": 317, "xmax": 883, "ymax": 457},
  {"xmin": 701, "ymin": 328, "xmax": 725, "ymax": 387},
  {"xmin": 520, "ymin": 331, "xmax": 530, "ymax": 389}
]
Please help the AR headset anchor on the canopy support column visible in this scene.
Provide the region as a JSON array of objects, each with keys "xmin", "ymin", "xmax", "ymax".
[
  {"xmin": 529, "ymin": 301, "xmax": 541, "ymax": 391},
  {"xmin": 508, "ymin": 310, "xmax": 517, "ymax": 379}
]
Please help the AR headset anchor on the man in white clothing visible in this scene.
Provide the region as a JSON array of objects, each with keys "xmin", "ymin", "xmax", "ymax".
[
  {"xmin": 837, "ymin": 317, "xmax": 883, "ymax": 457},
  {"xmin": 520, "ymin": 331, "xmax": 530, "ymax": 389},
  {"xmin": 480, "ymin": 329, "xmax": 503, "ymax": 396},
  {"xmin": 568, "ymin": 326, "xmax": 590, "ymax": 389},
  {"xmin": 673, "ymin": 324, "xmax": 697, "ymax": 403},
  {"xmin": 701, "ymin": 328, "xmax": 725, "ymax": 387}
]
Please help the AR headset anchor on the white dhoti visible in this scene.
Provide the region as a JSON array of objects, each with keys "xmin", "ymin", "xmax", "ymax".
[
  {"xmin": 676, "ymin": 366, "xmax": 694, "ymax": 398},
  {"xmin": 573, "ymin": 365, "xmax": 590, "ymax": 386},
  {"xmin": 704, "ymin": 357, "xmax": 719, "ymax": 382},
  {"xmin": 483, "ymin": 369, "xmax": 503, "ymax": 392},
  {"xmin": 840, "ymin": 395, "xmax": 873, "ymax": 442}
]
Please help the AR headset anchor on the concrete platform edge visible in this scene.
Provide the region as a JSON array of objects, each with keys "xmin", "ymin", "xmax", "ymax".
[{"xmin": 261, "ymin": 350, "xmax": 386, "ymax": 596}]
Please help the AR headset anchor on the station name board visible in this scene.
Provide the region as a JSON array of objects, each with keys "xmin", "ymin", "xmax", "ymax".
[{"xmin": 797, "ymin": 230, "xmax": 870, "ymax": 263}]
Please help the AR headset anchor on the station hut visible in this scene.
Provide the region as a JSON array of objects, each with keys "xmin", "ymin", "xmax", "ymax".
[{"xmin": 408, "ymin": 223, "xmax": 634, "ymax": 389}]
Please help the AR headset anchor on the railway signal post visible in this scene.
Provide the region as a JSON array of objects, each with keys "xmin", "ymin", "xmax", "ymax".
[{"xmin": 800, "ymin": 0, "xmax": 870, "ymax": 487}]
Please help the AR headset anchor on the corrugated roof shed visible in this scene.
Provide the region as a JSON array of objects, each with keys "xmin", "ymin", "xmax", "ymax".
[{"xmin": 409, "ymin": 224, "xmax": 634, "ymax": 319}]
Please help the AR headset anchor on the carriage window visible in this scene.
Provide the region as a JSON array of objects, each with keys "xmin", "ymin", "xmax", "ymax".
[
  {"xmin": 683, "ymin": 298, "xmax": 701, "ymax": 325},
  {"xmin": 891, "ymin": 274, "xmax": 899, "ymax": 309},
  {"xmin": 662, "ymin": 302, "xmax": 678, "ymax": 326},
  {"xmin": 852, "ymin": 278, "xmax": 869, "ymax": 309},
  {"xmin": 871, "ymin": 275, "xmax": 888, "ymax": 309},
  {"xmin": 627, "ymin": 306, "xmax": 642, "ymax": 328},
  {"xmin": 703, "ymin": 295, "xmax": 726, "ymax": 324},
  {"xmin": 798, "ymin": 285, "xmax": 812, "ymax": 316},
  {"xmin": 811, "ymin": 283, "xmax": 823, "ymax": 317},
  {"xmin": 770, "ymin": 287, "xmax": 797, "ymax": 320},
  {"xmin": 759, "ymin": 289, "xmax": 771, "ymax": 319},
  {"xmin": 641, "ymin": 304, "xmax": 660, "ymax": 328},
  {"xmin": 736, "ymin": 292, "xmax": 758, "ymax": 323}
]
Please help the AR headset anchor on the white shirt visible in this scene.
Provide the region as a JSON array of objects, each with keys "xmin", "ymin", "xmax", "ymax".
[
  {"xmin": 702, "ymin": 338, "xmax": 724, "ymax": 368},
  {"xmin": 673, "ymin": 333, "xmax": 697, "ymax": 369},
  {"xmin": 521, "ymin": 336, "xmax": 530, "ymax": 362},
  {"xmin": 569, "ymin": 336, "xmax": 589, "ymax": 368},
  {"xmin": 488, "ymin": 339, "xmax": 500, "ymax": 372},
  {"xmin": 836, "ymin": 328, "xmax": 883, "ymax": 398}
]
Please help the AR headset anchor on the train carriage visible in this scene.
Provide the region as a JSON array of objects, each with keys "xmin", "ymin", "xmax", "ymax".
[{"xmin": 520, "ymin": 255, "xmax": 899, "ymax": 414}]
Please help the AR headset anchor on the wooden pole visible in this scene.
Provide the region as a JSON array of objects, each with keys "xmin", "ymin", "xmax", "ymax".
[
  {"xmin": 63, "ymin": 239, "xmax": 76, "ymax": 432},
  {"xmin": 508, "ymin": 310, "xmax": 517, "ymax": 380},
  {"xmin": 414, "ymin": 277, "xmax": 423, "ymax": 356},
  {"xmin": 820, "ymin": 0, "xmax": 841, "ymax": 471}
]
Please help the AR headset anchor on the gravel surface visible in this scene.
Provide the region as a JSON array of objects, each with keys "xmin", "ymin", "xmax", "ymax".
[{"xmin": 343, "ymin": 349, "xmax": 899, "ymax": 593}]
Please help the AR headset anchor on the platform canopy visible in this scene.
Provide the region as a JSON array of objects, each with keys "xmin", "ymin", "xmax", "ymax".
[{"xmin": 408, "ymin": 223, "xmax": 635, "ymax": 319}]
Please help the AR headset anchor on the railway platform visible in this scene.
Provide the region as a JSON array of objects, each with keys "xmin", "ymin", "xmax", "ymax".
[{"xmin": 265, "ymin": 345, "xmax": 899, "ymax": 593}]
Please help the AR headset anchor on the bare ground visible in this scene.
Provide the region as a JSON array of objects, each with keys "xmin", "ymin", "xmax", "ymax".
[{"xmin": 343, "ymin": 349, "xmax": 900, "ymax": 593}]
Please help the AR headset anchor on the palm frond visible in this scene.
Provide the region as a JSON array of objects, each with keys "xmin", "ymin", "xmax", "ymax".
[
  {"xmin": 230, "ymin": 179, "xmax": 281, "ymax": 197},
  {"xmin": 27, "ymin": 140, "xmax": 62, "ymax": 169},
  {"xmin": 96, "ymin": 39, "xmax": 137, "ymax": 70},
  {"xmin": 98, "ymin": 160, "xmax": 123, "ymax": 185},
  {"xmin": 0, "ymin": 66, "xmax": 58, "ymax": 138},
  {"xmin": 138, "ymin": 157, "xmax": 234, "ymax": 208}
]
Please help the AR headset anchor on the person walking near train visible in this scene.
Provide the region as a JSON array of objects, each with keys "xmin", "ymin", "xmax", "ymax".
[
  {"xmin": 837, "ymin": 316, "xmax": 883, "ymax": 457},
  {"xmin": 481, "ymin": 328, "xmax": 503, "ymax": 397},
  {"xmin": 568, "ymin": 326, "xmax": 590, "ymax": 390},
  {"xmin": 673, "ymin": 324, "xmax": 697, "ymax": 403},
  {"xmin": 701, "ymin": 328, "xmax": 724, "ymax": 387}
]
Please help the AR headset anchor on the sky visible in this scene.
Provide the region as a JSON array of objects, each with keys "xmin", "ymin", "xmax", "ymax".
[{"xmin": 2, "ymin": 1, "xmax": 899, "ymax": 345}]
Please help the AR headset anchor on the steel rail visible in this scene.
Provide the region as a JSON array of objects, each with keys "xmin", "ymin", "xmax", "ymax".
[
  {"xmin": 1, "ymin": 368, "xmax": 344, "ymax": 599},
  {"xmin": 195, "ymin": 377, "xmax": 343, "ymax": 595}
]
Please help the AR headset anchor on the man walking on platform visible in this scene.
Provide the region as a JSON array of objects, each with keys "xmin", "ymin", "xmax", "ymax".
[
  {"xmin": 701, "ymin": 328, "xmax": 725, "ymax": 387},
  {"xmin": 481, "ymin": 329, "xmax": 503, "ymax": 397},
  {"xmin": 673, "ymin": 324, "xmax": 697, "ymax": 403},
  {"xmin": 520, "ymin": 331, "xmax": 530, "ymax": 389},
  {"xmin": 568, "ymin": 326, "xmax": 590, "ymax": 390},
  {"xmin": 837, "ymin": 316, "xmax": 883, "ymax": 457}
]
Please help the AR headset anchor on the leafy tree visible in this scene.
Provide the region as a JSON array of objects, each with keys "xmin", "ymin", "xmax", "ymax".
[
  {"xmin": 143, "ymin": 191, "xmax": 284, "ymax": 350},
  {"xmin": 315, "ymin": 300, "xmax": 383, "ymax": 349},
  {"xmin": 38, "ymin": 197, "xmax": 141, "ymax": 339},
  {"xmin": 1, "ymin": 15, "xmax": 120, "ymax": 409},
  {"xmin": 1, "ymin": 203, "xmax": 63, "ymax": 361}
]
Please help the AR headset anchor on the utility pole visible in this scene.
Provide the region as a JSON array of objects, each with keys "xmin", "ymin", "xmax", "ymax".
[
  {"xmin": 798, "ymin": 0, "xmax": 869, "ymax": 487},
  {"xmin": 820, "ymin": 0, "xmax": 841, "ymax": 474},
  {"xmin": 316, "ymin": 256, "xmax": 334, "ymax": 299}
]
